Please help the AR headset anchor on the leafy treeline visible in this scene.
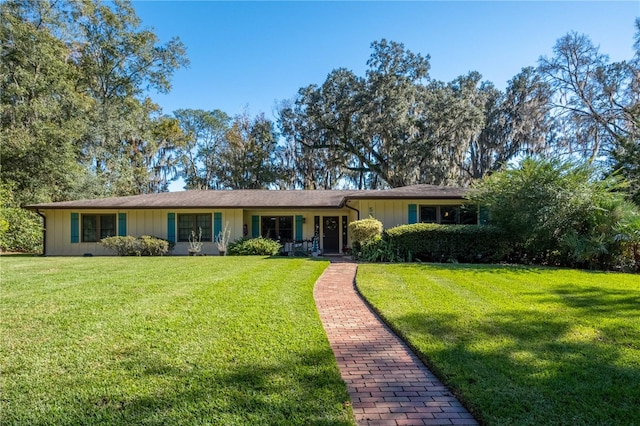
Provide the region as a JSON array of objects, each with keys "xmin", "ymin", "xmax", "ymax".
[
  {"xmin": 279, "ymin": 31, "xmax": 640, "ymax": 196},
  {"xmin": 1, "ymin": 0, "xmax": 639, "ymax": 208},
  {"xmin": 1, "ymin": 0, "xmax": 188, "ymax": 205}
]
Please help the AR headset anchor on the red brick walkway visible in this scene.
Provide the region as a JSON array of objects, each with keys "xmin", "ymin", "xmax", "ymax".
[{"xmin": 314, "ymin": 261, "xmax": 478, "ymax": 426}]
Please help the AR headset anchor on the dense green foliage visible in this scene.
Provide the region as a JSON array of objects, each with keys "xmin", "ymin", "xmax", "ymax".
[
  {"xmin": 469, "ymin": 158, "xmax": 640, "ymax": 270},
  {"xmin": 1, "ymin": 0, "xmax": 188, "ymax": 205},
  {"xmin": 2, "ymin": 0, "xmax": 637, "ymax": 202},
  {"xmin": 227, "ymin": 237, "xmax": 282, "ymax": 256},
  {"xmin": 0, "ymin": 185, "xmax": 42, "ymax": 253},
  {"xmin": 348, "ymin": 217, "xmax": 383, "ymax": 246},
  {"xmin": 357, "ymin": 263, "xmax": 640, "ymax": 425},
  {"xmin": 385, "ymin": 223, "xmax": 510, "ymax": 263},
  {"xmin": 99, "ymin": 235, "xmax": 172, "ymax": 256},
  {"xmin": 1, "ymin": 257, "xmax": 354, "ymax": 425}
]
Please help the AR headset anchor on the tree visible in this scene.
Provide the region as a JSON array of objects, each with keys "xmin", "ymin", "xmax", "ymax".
[
  {"xmin": 1, "ymin": 0, "xmax": 188, "ymax": 203},
  {"xmin": 611, "ymin": 18, "xmax": 640, "ymax": 204},
  {"xmin": 0, "ymin": 0, "xmax": 88, "ymax": 204},
  {"xmin": 466, "ymin": 67, "xmax": 553, "ymax": 180},
  {"xmin": 468, "ymin": 158, "xmax": 636, "ymax": 269},
  {"xmin": 173, "ymin": 108, "xmax": 231, "ymax": 190},
  {"xmin": 0, "ymin": 183, "xmax": 42, "ymax": 252},
  {"xmin": 72, "ymin": 0, "xmax": 189, "ymax": 195},
  {"xmin": 279, "ymin": 40, "xmax": 434, "ymax": 188},
  {"xmin": 217, "ymin": 113, "xmax": 281, "ymax": 189},
  {"xmin": 538, "ymin": 30, "xmax": 638, "ymax": 163}
]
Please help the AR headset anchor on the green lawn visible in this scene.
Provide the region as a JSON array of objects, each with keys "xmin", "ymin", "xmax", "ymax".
[
  {"xmin": 1, "ymin": 256, "xmax": 354, "ymax": 426},
  {"xmin": 356, "ymin": 264, "xmax": 640, "ymax": 426}
]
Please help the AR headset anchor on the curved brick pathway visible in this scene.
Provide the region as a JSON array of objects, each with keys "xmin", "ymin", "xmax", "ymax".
[{"xmin": 314, "ymin": 261, "xmax": 478, "ymax": 426}]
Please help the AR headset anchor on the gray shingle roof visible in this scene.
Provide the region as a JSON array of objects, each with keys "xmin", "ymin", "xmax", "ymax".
[{"xmin": 26, "ymin": 185, "xmax": 468, "ymax": 210}]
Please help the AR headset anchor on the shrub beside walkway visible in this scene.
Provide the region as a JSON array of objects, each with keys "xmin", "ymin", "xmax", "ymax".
[{"xmin": 314, "ymin": 261, "xmax": 478, "ymax": 426}]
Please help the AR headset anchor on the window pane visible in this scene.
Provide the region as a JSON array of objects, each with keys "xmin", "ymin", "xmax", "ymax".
[
  {"xmin": 261, "ymin": 217, "xmax": 277, "ymax": 240},
  {"xmin": 197, "ymin": 214, "xmax": 212, "ymax": 241},
  {"xmin": 279, "ymin": 216, "xmax": 293, "ymax": 241},
  {"xmin": 82, "ymin": 215, "xmax": 97, "ymax": 242},
  {"xmin": 100, "ymin": 215, "xmax": 116, "ymax": 239},
  {"xmin": 178, "ymin": 214, "xmax": 194, "ymax": 242},
  {"xmin": 420, "ymin": 206, "xmax": 437, "ymax": 223},
  {"xmin": 440, "ymin": 206, "xmax": 458, "ymax": 224}
]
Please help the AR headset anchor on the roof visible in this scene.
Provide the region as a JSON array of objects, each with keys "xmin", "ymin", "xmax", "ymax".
[{"xmin": 26, "ymin": 185, "xmax": 468, "ymax": 210}]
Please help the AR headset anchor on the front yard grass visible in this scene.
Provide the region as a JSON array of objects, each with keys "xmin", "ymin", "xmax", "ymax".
[
  {"xmin": 1, "ymin": 256, "xmax": 354, "ymax": 425},
  {"xmin": 357, "ymin": 264, "xmax": 640, "ymax": 426}
]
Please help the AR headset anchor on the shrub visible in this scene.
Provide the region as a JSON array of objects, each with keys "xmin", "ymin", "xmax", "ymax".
[
  {"xmin": 349, "ymin": 218, "xmax": 383, "ymax": 245},
  {"xmin": 227, "ymin": 237, "xmax": 282, "ymax": 256},
  {"xmin": 137, "ymin": 235, "xmax": 170, "ymax": 256},
  {"xmin": 100, "ymin": 236, "xmax": 138, "ymax": 256},
  {"xmin": 0, "ymin": 185, "xmax": 43, "ymax": 253},
  {"xmin": 468, "ymin": 158, "xmax": 640, "ymax": 269},
  {"xmin": 100, "ymin": 235, "xmax": 171, "ymax": 256},
  {"xmin": 385, "ymin": 223, "xmax": 511, "ymax": 263}
]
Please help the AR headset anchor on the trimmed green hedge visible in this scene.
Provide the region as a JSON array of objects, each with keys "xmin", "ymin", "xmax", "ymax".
[
  {"xmin": 385, "ymin": 223, "xmax": 511, "ymax": 263},
  {"xmin": 227, "ymin": 237, "xmax": 282, "ymax": 256},
  {"xmin": 100, "ymin": 235, "xmax": 173, "ymax": 256}
]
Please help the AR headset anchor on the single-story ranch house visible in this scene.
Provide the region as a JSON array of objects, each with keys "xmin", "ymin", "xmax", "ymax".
[{"xmin": 26, "ymin": 184, "xmax": 477, "ymax": 256}]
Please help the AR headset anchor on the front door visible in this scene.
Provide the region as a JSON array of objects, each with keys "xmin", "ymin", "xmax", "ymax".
[{"xmin": 323, "ymin": 216, "xmax": 340, "ymax": 254}]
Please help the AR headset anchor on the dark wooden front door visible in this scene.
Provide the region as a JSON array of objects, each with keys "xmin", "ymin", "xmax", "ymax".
[{"xmin": 323, "ymin": 216, "xmax": 340, "ymax": 254}]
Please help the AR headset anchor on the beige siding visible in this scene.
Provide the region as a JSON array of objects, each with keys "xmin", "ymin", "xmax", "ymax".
[
  {"xmin": 40, "ymin": 200, "xmax": 466, "ymax": 256},
  {"xmin": 349, "ymin": 199, "xmax": 465, "ymax": 231},
  {"xmin": 40, "ymin": 208, "xmax": 245, "ymax": 256}
]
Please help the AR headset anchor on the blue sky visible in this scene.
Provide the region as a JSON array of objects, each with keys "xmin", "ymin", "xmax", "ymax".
[{"xmin": 133, "ymin": 1, "xmax": 638, "ymax": 121}]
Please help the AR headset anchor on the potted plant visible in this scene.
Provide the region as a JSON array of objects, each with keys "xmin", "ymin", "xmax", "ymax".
[
  {"xmin": 216, "ymin": 223, "xmax": 231, "ymax": 256},
  {"xmin": 188, "ymin": 228, "xmax": 203, "ymax": 256}
]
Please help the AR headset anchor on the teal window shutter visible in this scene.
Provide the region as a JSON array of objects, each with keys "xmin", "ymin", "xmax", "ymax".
[
  {"xmin": 214, "ymin": 212, "xmax": 222, "ymax": 239},
  {"xmin": 167, "ymin": 213, "xmax": 176, "ymax": 243},
  {"xmin": 295, "ymin": 215, "xmax": 303, "ymax": 240},
  {"xmin": 251, "ymin": 215, "xmax": 259, "ymax": 238},
  {"xmin": 118, "ymin": 213, "xmax": 127, "ymax": 236},
  {"xmin": 408, "ymin": 204, "xmax": 417, "ymax": 224},
  {"xmin": 70, "ymin": 212, "xmax": 79, "ymax": 243}
]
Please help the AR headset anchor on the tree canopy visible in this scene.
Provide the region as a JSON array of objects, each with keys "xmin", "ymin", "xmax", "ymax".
[{"xmin": 1, "ymin": 1, "xmax": 638, "ymax": 206}]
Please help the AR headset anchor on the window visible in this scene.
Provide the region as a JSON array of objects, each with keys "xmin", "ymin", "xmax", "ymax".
[
  {"xmin": 82, "ymin": 214, "xmax": 116, "ymax": 242},
  {"xmin": 261, "ymin": 216, "xmax": 293, "ymax": 241},
  {"xmin": 440, "ymin": 206, "xmax": 458, "ymax": 224},
  {"xmin": 178, "ymin": 214, "xmax": 212, "ymax": 242},
  {"xmin": 419, "ymin": 205, "xmax": 477, "ymax": 225}
]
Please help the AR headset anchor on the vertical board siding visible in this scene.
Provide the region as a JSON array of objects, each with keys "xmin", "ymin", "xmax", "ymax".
[
  {"xmin": 408, "ymin": 204, "xmax": 417, "ymax": 224},
  {"xmin": 70, "ymin": 212, "xmax": 79, "ymax": 243},
  {"xmin": 251, "ymin": 215, "xmax": 259, "ymax": 238},
  {"xmin": 167, "ymin": 213, "xmax": 176, "ymax": 243},
  {"xmin": 214, "ymin": 212, "xmax": 222, "ymax": 239},
  {"xmin": 118, "ymin": 213, "xmax": 127, "ymax": 236},
  {"xmin": 342, "ymin": 215, "xmax": 348, "ymax": 248},
  {"xmin": 295, "ymin": 215, "xmax": 303, "ymax": 240}
]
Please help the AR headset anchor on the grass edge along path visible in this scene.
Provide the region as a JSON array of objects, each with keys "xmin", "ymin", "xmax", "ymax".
[
  {"xmin": 1, "ymin": 256, "xmax": 356, "ymax": 426},
  {"xmin": 356, "ymin": 263, "xmax": 640, "ymax": 426}
]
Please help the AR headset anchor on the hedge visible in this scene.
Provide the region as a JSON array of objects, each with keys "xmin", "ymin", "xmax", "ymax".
[
  {"xmin": 99, "ymin": 235, "xmax": 173, "ymax": 256},
  {"xmin": 227, "ymin": 237, "xmax": 282, "ymax": 256},
  {"xmin": 385, "ymin": 223, "xmax": 511, "ymax": 263}
]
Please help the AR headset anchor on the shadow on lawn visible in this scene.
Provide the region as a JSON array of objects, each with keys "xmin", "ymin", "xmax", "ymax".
[
  {"xmin": 75, "ymin": 347, "xmax": 353, "ymax": 426},
  {"xmin": 389, "ymin": 306, "xmax": 640, "ymax": 426}
]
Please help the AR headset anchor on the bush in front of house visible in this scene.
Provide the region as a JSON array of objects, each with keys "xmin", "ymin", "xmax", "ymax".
[
  {"xmin": 227, "ymin": 237, "xmax": 282, "ymax": 256},
  {"xmin": 100, "ymin": 235, "xmax": 171, "ymax": 256},
  {"xmin": 349, "ymin": 218, "xmax": 383, "ymax": 247},
  {"xmin": 384, "ymin": 223, "xmax": 511, "ymax": 263},
  {"xmin": 0, "ymin": 184, "xmax": 43, "ymax": 253},
  {"xmin": 468, "ymin": 157, "xmax": 640, "ymax": 270}
]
